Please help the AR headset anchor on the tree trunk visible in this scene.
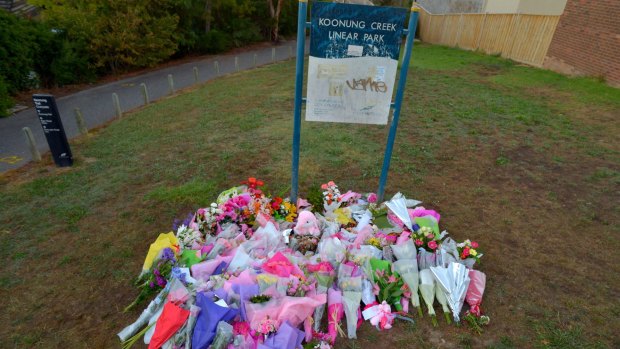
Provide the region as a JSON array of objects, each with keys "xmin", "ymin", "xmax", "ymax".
[
  {"xmin": 267, "ymin": 0, "xmax": 284, "ymax": 42},
  {"xmin": 205, "ymin": 0, "xmax": 212, "ymax": 33}
]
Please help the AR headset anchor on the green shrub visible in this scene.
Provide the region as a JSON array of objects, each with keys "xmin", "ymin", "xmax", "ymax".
[
  {"xmin": 0, "ymin": 77, "xmax": 13, "ymax": 118},
  {"xmin": 0, "ymin": 10, "xmax": 37, "ymax": 93},
  {"xmin": 196, "ymin": 30, "xmax": 232, "ymax": 54},
  {"xmin": 230, "ymin": 18, "xmax": 262, "ymax": 47}
]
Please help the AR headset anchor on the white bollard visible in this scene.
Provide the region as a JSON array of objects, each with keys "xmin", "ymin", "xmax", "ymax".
[
  {"xmin": 112, "ymin": 93, "xmax": 122, "ymax": 118},
  {"xmin": 22, "ymin": 127, "xmax": 41, "ymax": 161},
  {"xmin": 140, "ymin": 83, "xmax": 150, "ymax": 104},
  {"xmin": 167, "ymin": 74, "xmax": 175, "ymax": 94},
  {"xmin": 74, "ymin": 108, "xmax": 88, "ymax": 135}
]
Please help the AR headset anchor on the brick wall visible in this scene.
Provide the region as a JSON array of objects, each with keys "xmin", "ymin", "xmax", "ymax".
[{"xmin": 544, "ymin": 0, "xmax": 620, "ymax": 87}]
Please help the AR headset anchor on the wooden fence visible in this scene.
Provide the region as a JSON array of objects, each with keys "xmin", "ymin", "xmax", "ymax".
[{"xmin": 418, "ymin": 8, "xmax": 561, "ymax": 67}]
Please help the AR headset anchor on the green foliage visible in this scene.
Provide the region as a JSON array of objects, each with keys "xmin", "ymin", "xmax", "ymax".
[
  {"xmin": 195, "ymin": 30, "xmax": 232, "ymax": 54},
  {"xmin": 0, "ymin": 10, "xmax": 38, "ymax": 93},
  {"xmin": 0, "ymin": 77, "xmax": 12, "ymax": 118},
  {"xmin": 33, "ymin": 0, "xmax": 180, "ymax": 73}
]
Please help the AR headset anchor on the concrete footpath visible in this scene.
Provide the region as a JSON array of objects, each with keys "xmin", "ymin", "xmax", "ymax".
[{"xmin": 0, "ymin": 41, "xmax": 308, "ymax": 173}]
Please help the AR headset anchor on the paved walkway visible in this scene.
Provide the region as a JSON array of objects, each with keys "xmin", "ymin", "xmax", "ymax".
[{"xmin": 0, "ymin": 41, "xmax": 308, "ymax": 173}]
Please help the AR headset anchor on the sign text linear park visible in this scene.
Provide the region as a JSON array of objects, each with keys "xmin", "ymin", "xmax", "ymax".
[{"xmin": 290, "ymin": 1, "xmax": 420, "ymax": 202}]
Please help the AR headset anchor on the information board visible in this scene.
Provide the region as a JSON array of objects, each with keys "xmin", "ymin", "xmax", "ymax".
[
  {"xmin": 305, "ymin": 2, "xmax": 407, "ymax": 124},
  {"xmin": 32, "ymin": 94, "xmax": 73, "ymax": 167}
]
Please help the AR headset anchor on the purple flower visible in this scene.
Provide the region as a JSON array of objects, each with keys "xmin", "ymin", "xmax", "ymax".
[
  {"xmin": 149, "ymin": 281, "xmax": 155, "ymax": 288},
  {"xmin": 172, "ymin": 267, "xmax": 187, "ymax": 284},
  {"xmin": 161, "ymin": 248, "xmax": 176, "ymax": 262}
]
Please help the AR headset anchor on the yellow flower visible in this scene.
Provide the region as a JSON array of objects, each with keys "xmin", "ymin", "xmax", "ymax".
[{"xmin": 470, "ymin": 249, "xmax": 477, "ymax": 256}]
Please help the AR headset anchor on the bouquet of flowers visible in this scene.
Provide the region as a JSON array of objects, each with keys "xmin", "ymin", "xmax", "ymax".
[
  {"xmin": 120, "ymin": 178, "xmax": 492, "ymax": 347},
  {"xmin": 125, "ymin": 247, "xmax": 176, "ymax": 311},
  {"xmin": 369, "ymin": 259, "xmax": 404, "ymax": 311},
  {"xmin": 271, "ymin": 197, "xmax": 298, "ymax": 223},
  {"xmin": 195, "ymin": 203, "xmax": 222, "ymax": 236},
  {"xmin": 457, "ymin": 239, "xmax": 483, "ymax": 268}
]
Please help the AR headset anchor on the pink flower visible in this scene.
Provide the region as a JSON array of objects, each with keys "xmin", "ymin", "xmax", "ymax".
[
  {"xmin": 387, "ymin": 275, "xmax": 397, "ymax": 283},
  {"xmin": 428, "ymin": 241, "xmax": 438, "ymax": 250},
  {"xmin": 471, "ymin": 241, "xmax": 479, "ymax": 248},
  {"xmin": 461, "ymin": 246, "xmax": 470, "ymax": 259},
  {"xmin": 321, "ymin": 184, "xmax": 328, "ymax": 190},
  {"xmin": 328, "ymin": 181, "xmax": 335, "ymax": 186},
  {"xmin": 414, "ymin": 239, "xmax": 423, "ymax": 246},
  {"xmin": 372, "ymin": 283, "xmax": 380, "ymax": 296},
  {"xmin": 426, "ymin": 234, "xmax": 434, "ymax": 240},
  {"xmin": 367, "ymin": 193, "xmax": 377, "ymax": 203}
]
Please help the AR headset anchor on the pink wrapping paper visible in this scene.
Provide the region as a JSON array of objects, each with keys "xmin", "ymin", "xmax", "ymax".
[
  {"xmin": 262, "ymin": 252, "xmax": 303, "ymax": 277},
  {"xmin": 245, "ymin": 294, "xmax": 326, "ymax": 330},
  {"xmin": 466, "ymin": 270, "xmax": 486, "ymax": 316},
  {"xmin": 190, "ymin": 255, "xmax": 233, "ymax": 282},
  {"xmin": 327, "ymin": 288, "xmax": 344, "ymax": 344}
]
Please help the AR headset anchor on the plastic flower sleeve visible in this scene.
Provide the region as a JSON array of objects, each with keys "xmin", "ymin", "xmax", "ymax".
[
  {"xmin": 439, "ymin": 237, "xmax": 459, "ymax": 267},
  {"xmin": 419, "ymin": 269, "xmax": 437, "ymax": 325},
  {"xmin": 434, "ymin": 283, "xmax": 451, "ymax": 324},
  {"xmin": 262, "ymin": 321, "xmax": 305, "ymax": 349},
  {"xmin": 430, "ymin": 263, "xmax": 471, "ymax": 323},
  {"xmin": 257, "ymin": 273, "xmax": 278, "ymax": 293},
  {"xmin": 184, "ymin": 304, "xmax": 201, "ymax": 349},
  {"xmin": 339, "ymin": 273, "xmax": 362, "ymax": 339},
  {"xmin": 147, "ymin": 302, "xmax": 190, "ymax": 349},
  {"xmin": 385, "ymin": 193, "xmax": 413, "ymax": 231},
  {"xmin": 191, "ymin": 292, "xmax": 239, "ymax": 349},
  {"xmin": 391, "ymin": 239, "xmax": 417, "ymax": 261},
  {"xmin": 361, "ymin": 278, "xmax": 376, "ymax": 305},
  {"xmin": 392, "ymin": 259, "xmax": 421, "ymax": 315},
  {"xmin": 140, "ymin": 233, "xmax": 179, "ymax": 277},
  {"xmin": 227, "ymin": 245, "xmax": 252, "ymax": 272},
  {"xmin": 278, "ymin": 294, "xmax": 327, "ymax": 327},
  {"xmin": 342, "ymin": 290, "xmax": 362, "ymax": 339},
  {"xmin": 466, "ymin": 270, "xmax": 486, "ymax": 316},
  {"xmin": 211, "ymin": 321, "xmax": 234, "ymax": 349},
  {"xmin": 318, "ymin": 237, "xmax": 346, "ymax": 267},
  {"xmin": 118, "ymin": 288, "xmax": 168, "ymax": 342},
  {"xmin": 327, "ymin": 287, "xmax": 344, "ymax": 343},
  {"xmin": 418, "ymin": 248, "xmax": 438, "ymax": 270}
]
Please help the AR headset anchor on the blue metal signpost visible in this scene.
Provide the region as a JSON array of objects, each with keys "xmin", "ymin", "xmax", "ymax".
[{"xmin": 290, "ymin": 0, "xmax": 419, "ymax": 203}]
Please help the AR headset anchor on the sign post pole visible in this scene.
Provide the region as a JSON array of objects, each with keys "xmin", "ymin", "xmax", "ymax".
[
  {"xmin": 290, "ymin": 0, "xmax": 308, "ymax": 203},
  {"xmin": 377, "ymin": 5, "xmax": 419, "ymax": 203}
]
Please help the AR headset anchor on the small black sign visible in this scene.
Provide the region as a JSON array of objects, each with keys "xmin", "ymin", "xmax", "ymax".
[{"xmin": 32, "ymin": 94, "xmax": 73, "ymax": 167}]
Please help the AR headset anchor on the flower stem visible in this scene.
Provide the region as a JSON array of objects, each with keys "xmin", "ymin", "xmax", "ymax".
[
  {"xmin": 417, "ymin": 307, "xmax": 423, "ymax": 317},
  {"xmin": 444, "ymin": 312, "xmax": 452, "ymax": 324},
  {"xmin": 121, "ymin": 323, "xmax": 154, "ymax": 349},
  {"xmin": 431, "ymin": 315, "xmax": 438, "ymax": 327}
]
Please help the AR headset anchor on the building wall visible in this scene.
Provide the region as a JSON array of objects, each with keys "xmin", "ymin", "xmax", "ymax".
[
  {"xmin": 416, "ymin": 0, "xmax": 485, "ymax": 14},
  {"xmin": 484, "ymin": 0, "xmax": 519, "ymax": 14},
  {"xmin": 544, "ymin": 0, "xmax": 620, "ymax": 87},
  {"xmin": 484, "ymin": 0, "xmax": 566, "ymax": 15},
  {"xmin": 517, "ymin": 0, "xmax": 566, "ymax": 15}
]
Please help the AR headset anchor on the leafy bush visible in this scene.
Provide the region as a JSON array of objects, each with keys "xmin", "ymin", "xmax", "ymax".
[
  {"xmin": 0, "ymin": 77, "xmax": 13, "ymax": 118},
  {"xmin": 0, "ymin": 10, "xmax": 38, "ymax": 93},
  {"xmin": 196, "ymin": 30, "xmax": 232, "ymax": 54}
]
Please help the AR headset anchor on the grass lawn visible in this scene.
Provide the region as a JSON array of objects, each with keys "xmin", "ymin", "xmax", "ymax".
[{"xmin": 1, "ymin": 43, "xmax": 618, "ymax": 348}]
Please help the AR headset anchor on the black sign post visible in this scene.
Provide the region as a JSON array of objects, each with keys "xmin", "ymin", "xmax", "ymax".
[{"xmin": 32, "ymin": 94, "xmax": 73, "ymax": 167}]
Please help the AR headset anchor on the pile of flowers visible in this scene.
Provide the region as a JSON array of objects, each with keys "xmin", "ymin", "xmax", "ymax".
[{"xmin": 119, "ymin": 178, "xmax": 489, "ymax": 349}]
